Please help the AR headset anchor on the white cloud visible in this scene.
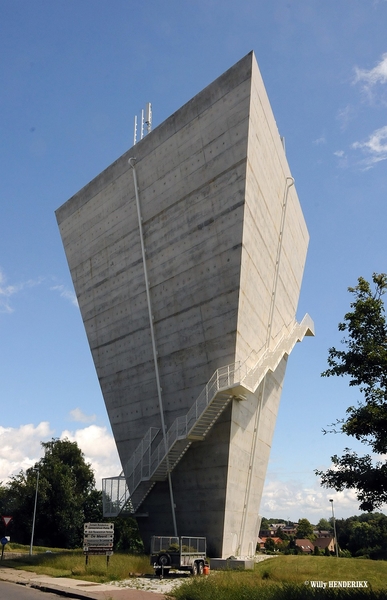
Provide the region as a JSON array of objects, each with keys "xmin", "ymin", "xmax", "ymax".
[
  {"xmin": 0, "ymin": 268, "xmax": 44, "ymax": 314},
  {"xmin": 336, "ymin": 105, "xmax": 356, "ymax": 131},
  {"xmin": 333, "ymin": 150, "xmax": 348, "ymax": 169},
  {"xmin": 352, "ymin": 125, "xmax": 387, "ymax": 169},
  {"xmin": 69, "ymin": 408, "xmax": 96, "ymax": 424},
  {"xmin": 0, "ymin": 421, "xmax": 121, "ymax": 490},
  {"xmin": 61, "ymin": 425, "xmax": 121, "ymax": 486},
  {"xmin": 354, "ymin": 53, "xmax": 387, "ymax": 88},
  {"xmin": 261, "ymin": 476, "xmax": 367, "ymax": 522},
  {"xmin": 313, "ymin": 136, "xmax": 326, "ymax": 145},
  {"xmin": 50, "ymin": 284, "xmax": 78, "ymax": 307},
  {"xmin": 354, "ymin": 53, "xmax": 387, "ymax": 104},
  {"xmin": 0, "ymin": 269, "xmax": 77, "ymax": 313},
  {"xmin": 0, "ymin": 422, "xmax": 53, "ymax": 480}
]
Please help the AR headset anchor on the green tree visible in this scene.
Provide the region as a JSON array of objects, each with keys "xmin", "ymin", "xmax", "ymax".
[
  {"xmin": 275, "ymin": 527, "xmax": 289, "ymax": 541},
  {"xmin": 296, "ymin": 518, "xmax": 314, "ymax": 540},
  {"xmin": 113, "ymin": 516, "xmax": 144, "ymax": 553},
  {"xmin": 264, "ymin": 537, "xmax": 276, "ymax": 552},
  {"xmin": 316, "ymin": 518, "xmax": 332, "ymax": 533},
  {"xmin": 260, "ymin": 517, "xmax": 270, "ymax": 531},
  {"xmin": 336, "ymin": 513, "xmax": 387, "ymax": 560},
  {"xmin": 6, "ymin": 438, "xmax": 97, "ymax": 548},
  {"xmin": 316, "ymin": 273, "xmax": 387, "ymax": 511}
]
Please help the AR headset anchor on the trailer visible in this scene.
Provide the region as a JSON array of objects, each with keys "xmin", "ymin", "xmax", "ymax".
[{"xmin": 150, "ymin": 535, "xmax": 207, "ymax": 577}]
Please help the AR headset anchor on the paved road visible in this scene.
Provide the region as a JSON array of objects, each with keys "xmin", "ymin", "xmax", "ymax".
[{"xmin": 0, "ymin": 580, "xmax": 61, "ymax": 599}]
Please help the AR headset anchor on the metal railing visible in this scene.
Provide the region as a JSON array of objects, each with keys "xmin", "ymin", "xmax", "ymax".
[
  {"xmin": 102, "ymin": 313, "xmax": 314, "ymax": 516},
  {"xmin": 102, "ymin": 473, "xmax": 131, "ymax": 517}
]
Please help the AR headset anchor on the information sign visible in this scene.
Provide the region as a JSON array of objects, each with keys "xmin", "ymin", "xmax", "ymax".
[
  {"xmin": 84, "ymin": 542, "xmax": 113, "ymax": 548},
  {"xmin": 84, "ymin": 523, "xmax": 113, "ymax": 530},
  {"xmin": 83, "ymin": 523, "xmax": 114, "ymax": 563}
]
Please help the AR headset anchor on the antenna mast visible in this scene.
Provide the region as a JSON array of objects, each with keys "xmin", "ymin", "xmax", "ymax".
[{"xmin": 133, "ymin": 103, "xmax": 152, "ymax": 145}]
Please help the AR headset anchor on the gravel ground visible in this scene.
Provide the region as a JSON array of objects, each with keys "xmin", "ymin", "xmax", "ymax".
[{"xmin": 111, "ymin": 572, "xmax": 192, "ymax": 595}]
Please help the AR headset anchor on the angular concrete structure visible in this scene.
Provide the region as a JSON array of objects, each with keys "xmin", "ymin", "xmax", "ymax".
[{"xmin": 56, "ymin": 51, "xmax": 313, "ymax": 558}]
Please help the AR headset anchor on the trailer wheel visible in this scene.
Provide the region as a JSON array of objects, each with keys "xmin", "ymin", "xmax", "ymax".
[
  {"xmin": 158, "ymin": 553, "xmax": 171, "ymax": 567},
  {"xmin": 192, "ymin": 561, "xmax": 198, "ymax": 576},
  {"xmin": 198, "ymin": 561, "xmax": 204, "ymax": 576}
]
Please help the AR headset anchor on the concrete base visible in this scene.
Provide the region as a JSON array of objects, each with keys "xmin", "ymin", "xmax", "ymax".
[{"xmin": 210, "ymin": 558, "xmax": 255, "ymax": 570}]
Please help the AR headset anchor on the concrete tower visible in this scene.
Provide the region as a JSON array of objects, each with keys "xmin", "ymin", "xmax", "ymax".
[{"xmin": 56, "ymin": 51, "xmax": 313, "ymax": 558}]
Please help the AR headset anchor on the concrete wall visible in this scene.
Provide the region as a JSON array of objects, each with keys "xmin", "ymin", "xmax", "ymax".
[
  {"xmin": 56, "ymin": 51, "xmax": 309, "ymax": 558},
  {"xmin": 219, "ymin": 55, "xmax": 309, "ymax": 557},
  {"xmin": 57, "ymin": 53, "xmax": 253, "ymax": 471}
]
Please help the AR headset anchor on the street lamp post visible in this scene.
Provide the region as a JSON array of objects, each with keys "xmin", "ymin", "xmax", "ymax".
[
  {"xmin": 29, "ymin": 468, "xmax": 40, "ymax": 556},
  {"xmin": 329, "ymin": 498, "xmax": 339, "ymax": 558}
]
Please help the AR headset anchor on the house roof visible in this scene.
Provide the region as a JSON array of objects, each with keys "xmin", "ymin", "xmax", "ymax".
[
  {"xmin": 295, "ymin": 539, "xmax": 314, "ymax": 552},
  {"xmin": 314, "ymin": 537, "xmax": 334, "ymax": 549}
]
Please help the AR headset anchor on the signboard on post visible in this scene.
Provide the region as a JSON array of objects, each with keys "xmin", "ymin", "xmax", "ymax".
[
  {"xmin": 83, "ymin": 523, "xmax": 114, "ymax": 566},
  {"xmin": 1, "ymin": 516, "xmax": 12, "ymax": 527},
  {"xmin": 1, "ymin": 536, "xmax": 8, "ymax": 560}
]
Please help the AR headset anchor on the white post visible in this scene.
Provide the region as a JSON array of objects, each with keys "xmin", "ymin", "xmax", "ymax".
[
  {"xmin": 330, "ymin": 499, "xmax": 339, "ymax": 557},
  {"xmin": 133, "ymin": 115, "xmax": 137, "ymax": 146},
  {"xmin": 29, "ymin": 468, "xmax": 39, "ymax": 556}
]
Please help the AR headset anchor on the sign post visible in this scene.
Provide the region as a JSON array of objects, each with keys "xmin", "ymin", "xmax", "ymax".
[
  {"xmin": 1, "ymin": 537, "xmax": 8, "ymax": 560},
  {"xmin": 83, "ymin": 523, "xmax": 114, "ymax": 568}
]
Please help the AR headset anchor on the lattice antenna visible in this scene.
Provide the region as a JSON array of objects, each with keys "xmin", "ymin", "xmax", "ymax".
[
  {"xmin": 140, "ymin": 109, "xmax": 144, "ymax": 140},
  {"xmin": 145, "ymin": 103, "xmax": 152, "ymax": 134},
  {"xmin": 133, "ymin": 115, "xmax": 138, "ymax": 146},
  {"xmin": 133, "ymin": 103, "xmax": 152, "ymax": 146}
]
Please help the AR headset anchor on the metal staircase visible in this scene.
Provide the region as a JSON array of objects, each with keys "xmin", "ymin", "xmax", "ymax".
[{"xmin": 102, "ymin": 313, "xmax": 314, "ymax": 517}]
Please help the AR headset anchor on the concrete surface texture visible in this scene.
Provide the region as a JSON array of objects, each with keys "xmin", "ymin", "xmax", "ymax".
[{"xmin": 56, "ymin": 51, "xmax": 312, "ymax": 558}]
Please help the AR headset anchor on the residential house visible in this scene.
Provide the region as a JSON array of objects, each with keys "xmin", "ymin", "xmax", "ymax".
[
  {"xmin": 314, "ymin": 537, "xmax": 335, "ymax": 553},
  {"xmin": 295, "ymin": 539, "xmax": 315, "ymax": 554}
]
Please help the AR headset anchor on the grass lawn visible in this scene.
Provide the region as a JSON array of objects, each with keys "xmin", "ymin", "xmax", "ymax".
[
  {"xmin": 2, "ymin": 544, "xmax": 152, "ymax": 582},
  {"xmin": 3, "ymin": 549, "xmax": 387, "ymax": 598},
  {"xmin": 254, "ymin": 555, "xmax": 387, "ymax": 588},
  {"xmin": 167, "ymin": 556, "xmax": 387, "ymax": 600}
]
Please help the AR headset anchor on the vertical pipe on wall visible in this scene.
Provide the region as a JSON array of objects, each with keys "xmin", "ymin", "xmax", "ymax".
[
  {"xmin": 128, "ymin": 157, "xmax": 178, "ymax": 537},
  {"xmin": 238, "ymin": 176, "xmax": 294, "ymax": 555}
]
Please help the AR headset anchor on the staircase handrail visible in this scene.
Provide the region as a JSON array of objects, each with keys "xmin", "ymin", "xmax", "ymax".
[{"xmin": 122, "ymin": 313, "xmax": 314, "ymax": 494}]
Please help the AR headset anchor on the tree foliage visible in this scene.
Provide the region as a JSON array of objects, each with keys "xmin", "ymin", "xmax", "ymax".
[
  {"xmin": 316, "ymin": 273, "xmax": 387, "ymax": 511},
  {"xmin": 296, "ymin": 518, "xmax": 314, "ymax": 540},
  {"xmin": 0, "ymin": 438, "xmax": 144, "ymax": 551},
  {"xmin": 5, "ymin": 438, "xmax": 98, "ymax": 547},
  {"xmin": 336, "ymin": 513, "xmax": 387, "ymax": 560},
  {"xmin": 316, "ymin": 518, "xmax": 332, "ymax": 533}
]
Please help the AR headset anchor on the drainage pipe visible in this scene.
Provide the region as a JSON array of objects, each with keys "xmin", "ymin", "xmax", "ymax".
[{"xmin": 128, "ymin": 157, "xmax": 177, "ymax": 537}]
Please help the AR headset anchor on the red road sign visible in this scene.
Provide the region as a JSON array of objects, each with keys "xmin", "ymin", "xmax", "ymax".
[{"xmin": 1, "ymin": 516, "xmax": 12, "ymax": 527}]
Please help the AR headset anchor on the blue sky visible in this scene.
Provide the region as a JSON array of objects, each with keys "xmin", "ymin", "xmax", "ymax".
[{"xmin": 1, "ymin": 0, "xmax": 387, "ymax": 523}]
